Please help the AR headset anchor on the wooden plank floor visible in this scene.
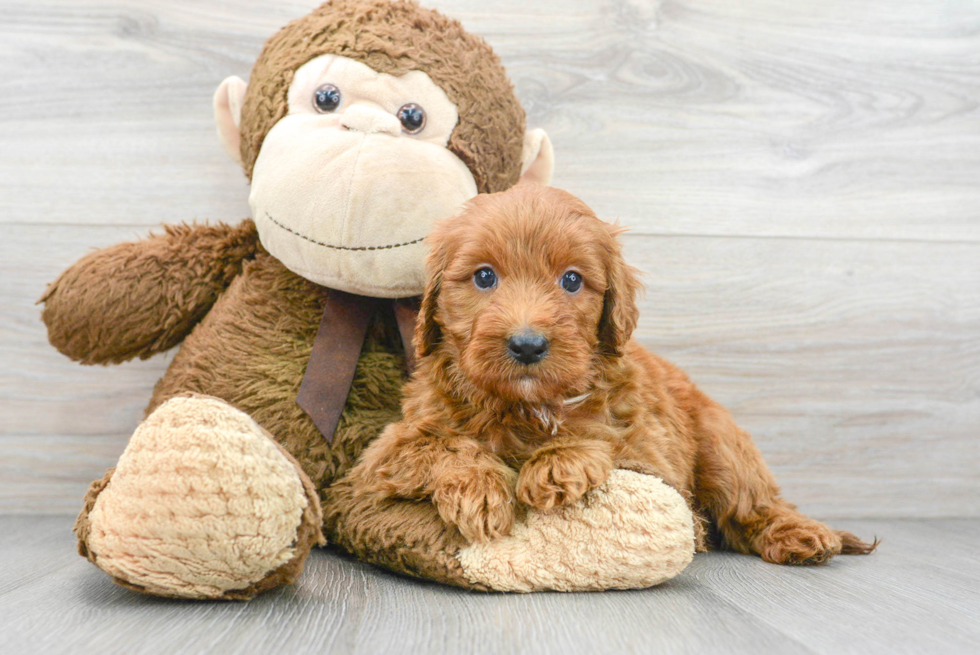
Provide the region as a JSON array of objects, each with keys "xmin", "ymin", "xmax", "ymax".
[{"xmin": 0, "ymin": 516, "xmax": 977, "ymax": 655}]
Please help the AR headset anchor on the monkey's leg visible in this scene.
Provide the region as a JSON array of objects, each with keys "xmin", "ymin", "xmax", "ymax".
[
  {"xmin": 75, "ymin": 394, "xmax": 324, "ymax": 600},
  {"xmin": 325, "ymin": 469, "xmax": 695, "ymax": 592}
]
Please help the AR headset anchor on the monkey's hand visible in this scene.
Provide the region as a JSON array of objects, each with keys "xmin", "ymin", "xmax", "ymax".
[{"xmin": 40, "ymin": 220, "xmax": 258, "ymax": 364}]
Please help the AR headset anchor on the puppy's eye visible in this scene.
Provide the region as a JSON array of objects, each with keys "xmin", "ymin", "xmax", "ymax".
[
  {"xmin": 473, "ymin": 267, "xmax": 497, "ymax": 290},
  {"xmin": 397, "ymin": 103, "xmax": 426, "ymax": 134},
  {"xmin": 560, "ymin": 270, "xmax": 583, "ymax": 293},
  {"xmin": 313, "ymin": 84, "xmax": 342, "ymax": 113}
]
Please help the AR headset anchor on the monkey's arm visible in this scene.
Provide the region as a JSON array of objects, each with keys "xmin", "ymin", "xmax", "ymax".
[{"xmin": 40, "ymin": 220, "xmax": 259, "ymax": 364}]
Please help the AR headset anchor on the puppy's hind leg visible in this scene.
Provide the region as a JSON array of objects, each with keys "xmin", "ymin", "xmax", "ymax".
[{"xmin": 690, "ymin": 396, "xmax": 877, "ymax": 565}]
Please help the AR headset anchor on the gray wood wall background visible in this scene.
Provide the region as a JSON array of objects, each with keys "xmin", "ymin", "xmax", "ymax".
[{"xmin": 1, "ymin": 0, "xmax": 977, "ymax": 518}]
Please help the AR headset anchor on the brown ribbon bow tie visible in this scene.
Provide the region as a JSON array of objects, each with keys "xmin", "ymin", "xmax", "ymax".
[{"xmin": 296, "ymin": 289, "xmax": 419, "ymax": 444}]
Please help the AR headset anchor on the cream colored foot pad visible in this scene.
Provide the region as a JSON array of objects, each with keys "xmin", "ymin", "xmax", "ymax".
[
  {"xmin": 457, "ymin": 470, "xmax": 695, "ymax": 592},
  {"xmin": 86, "ymin": 396, "xmax": 308, "ymax": 598}
]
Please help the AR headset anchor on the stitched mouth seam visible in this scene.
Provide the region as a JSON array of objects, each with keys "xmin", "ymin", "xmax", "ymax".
[{"xmin": 263, "ymin": 212, "xmax": 425, "ymax": 251}]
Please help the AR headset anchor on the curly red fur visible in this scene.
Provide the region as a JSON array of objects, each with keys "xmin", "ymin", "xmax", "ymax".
[{"xmin": 350, "ymin": 184, "xmax": 878, "ymax": 563}]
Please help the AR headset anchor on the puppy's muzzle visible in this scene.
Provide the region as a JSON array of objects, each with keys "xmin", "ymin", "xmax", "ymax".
[{"xmin": 507, "ymin": 330, "xmax": 549, "ymax": 365}]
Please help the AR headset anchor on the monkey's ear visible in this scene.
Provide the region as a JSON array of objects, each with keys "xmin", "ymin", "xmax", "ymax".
[
  {"xmin": 213, "ymin": 76, "xmax": 248, "ymax": 164},
  {"xmin": 520, "ymin": 128, "xmax": 554, "ymax": 186}
]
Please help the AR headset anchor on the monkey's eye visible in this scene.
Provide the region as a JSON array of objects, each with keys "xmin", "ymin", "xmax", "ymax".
[
  {"xmin": 560, "ymin": 270, "xmax": 583, "ymax": 293},
  {"xmin": 473, "ymin": 267, "xmax": 497, "ymax": 290},
  {"xmin": 397, "ymin": 103, "xmax": 426, "ymax": 134},
  {"xmin": 313, "ymin": 84, "xmax": 342, "ymax": 113}
]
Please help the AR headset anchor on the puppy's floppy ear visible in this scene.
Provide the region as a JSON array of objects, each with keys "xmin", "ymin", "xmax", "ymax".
[
  {"xmin": 597, "ymin": 226, "xmax": 642, "ymax": 357},
  {"xmin": 415, "ymin": 223, "xmax": 455, "ymax": 357}
]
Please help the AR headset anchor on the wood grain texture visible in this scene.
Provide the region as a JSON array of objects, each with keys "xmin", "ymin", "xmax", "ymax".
[
  {"xmin": 0, "ymin": 517, "xmax": 977, "ymax": 655},
  {"xmin": 3, "ymin": 0, "xmax": 978, "ymax": 239},
  {"xmin": 1, "ymin": 0, "xmax": 978, "ymax": 516}
]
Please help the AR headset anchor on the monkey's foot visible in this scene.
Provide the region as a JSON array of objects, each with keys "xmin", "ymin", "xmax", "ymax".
[
  {"xmin": 75, "ymin": 395, "xmax": 324, "ymax": 600},
  {"xmin": 457, "ymin": 470, "xmax": 695, "ymax": 591}
]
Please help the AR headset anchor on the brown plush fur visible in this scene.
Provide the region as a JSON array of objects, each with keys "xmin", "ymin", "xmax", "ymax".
[
  {"xmin": 43, "ymin": 1, "xmax": 536, "ymax": 591},
  {"xmin": 53, "ymin": 227, "xmax": 483, "ymax": 586},
  {"xmin": 324, "ymin": 474, "xmax": 485, "ymax": 589},
  {"xmin": 39, "ymin": 218, "xmax": 399, "ymax": 497},
  {"xmin": 145, "ymin": 245, "xmax": 407, "ymax": 500},
  {"xmin": 350, "ymin": 185, "xmax": 878, "ymax": 564},
  {"xmin": 240, "ymin": 0, "xmax": 526, "ymax": 193},
  {"xmin": 40, "ymin": 221, "xmax": 259, "ymax": 365}
]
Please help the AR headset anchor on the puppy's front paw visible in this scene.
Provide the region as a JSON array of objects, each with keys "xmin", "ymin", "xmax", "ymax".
[
  {"xmin": 517, "ymin": 441, "xmax": 613, "ymax": 511},
  {"xmin": 432, "ymin": 467, "xmax": 517, "ymax": 544}
]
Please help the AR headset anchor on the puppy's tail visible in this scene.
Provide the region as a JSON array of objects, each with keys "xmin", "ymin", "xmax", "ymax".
[{"xmin": 838, "ymin": 530, "xmax": 880, "ymax": 555}]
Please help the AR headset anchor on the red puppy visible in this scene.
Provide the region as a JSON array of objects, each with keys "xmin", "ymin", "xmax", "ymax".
[{"xmin": 350, "ymin": 184, "xmax": 876, "ymax": 564}]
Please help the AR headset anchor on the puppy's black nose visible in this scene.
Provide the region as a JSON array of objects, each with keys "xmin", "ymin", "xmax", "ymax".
[{"xmin": 507, "ymin": 331, "xmax": 549, "ymax": 365}]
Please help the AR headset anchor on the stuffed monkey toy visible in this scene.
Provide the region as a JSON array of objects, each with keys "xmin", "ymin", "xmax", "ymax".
[{"xmin": 41, "ymin": 0, "xmax": 696, "ymax": 599}]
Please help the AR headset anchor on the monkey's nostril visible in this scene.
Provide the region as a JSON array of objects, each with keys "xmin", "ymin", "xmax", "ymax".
[
  {"xmin": 507, "ymin": 331, "xmax": 549, "ymax": 365},
  {"xmin": 339, "ymin": 105, "xmax": 402, "ymax": 137}
]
